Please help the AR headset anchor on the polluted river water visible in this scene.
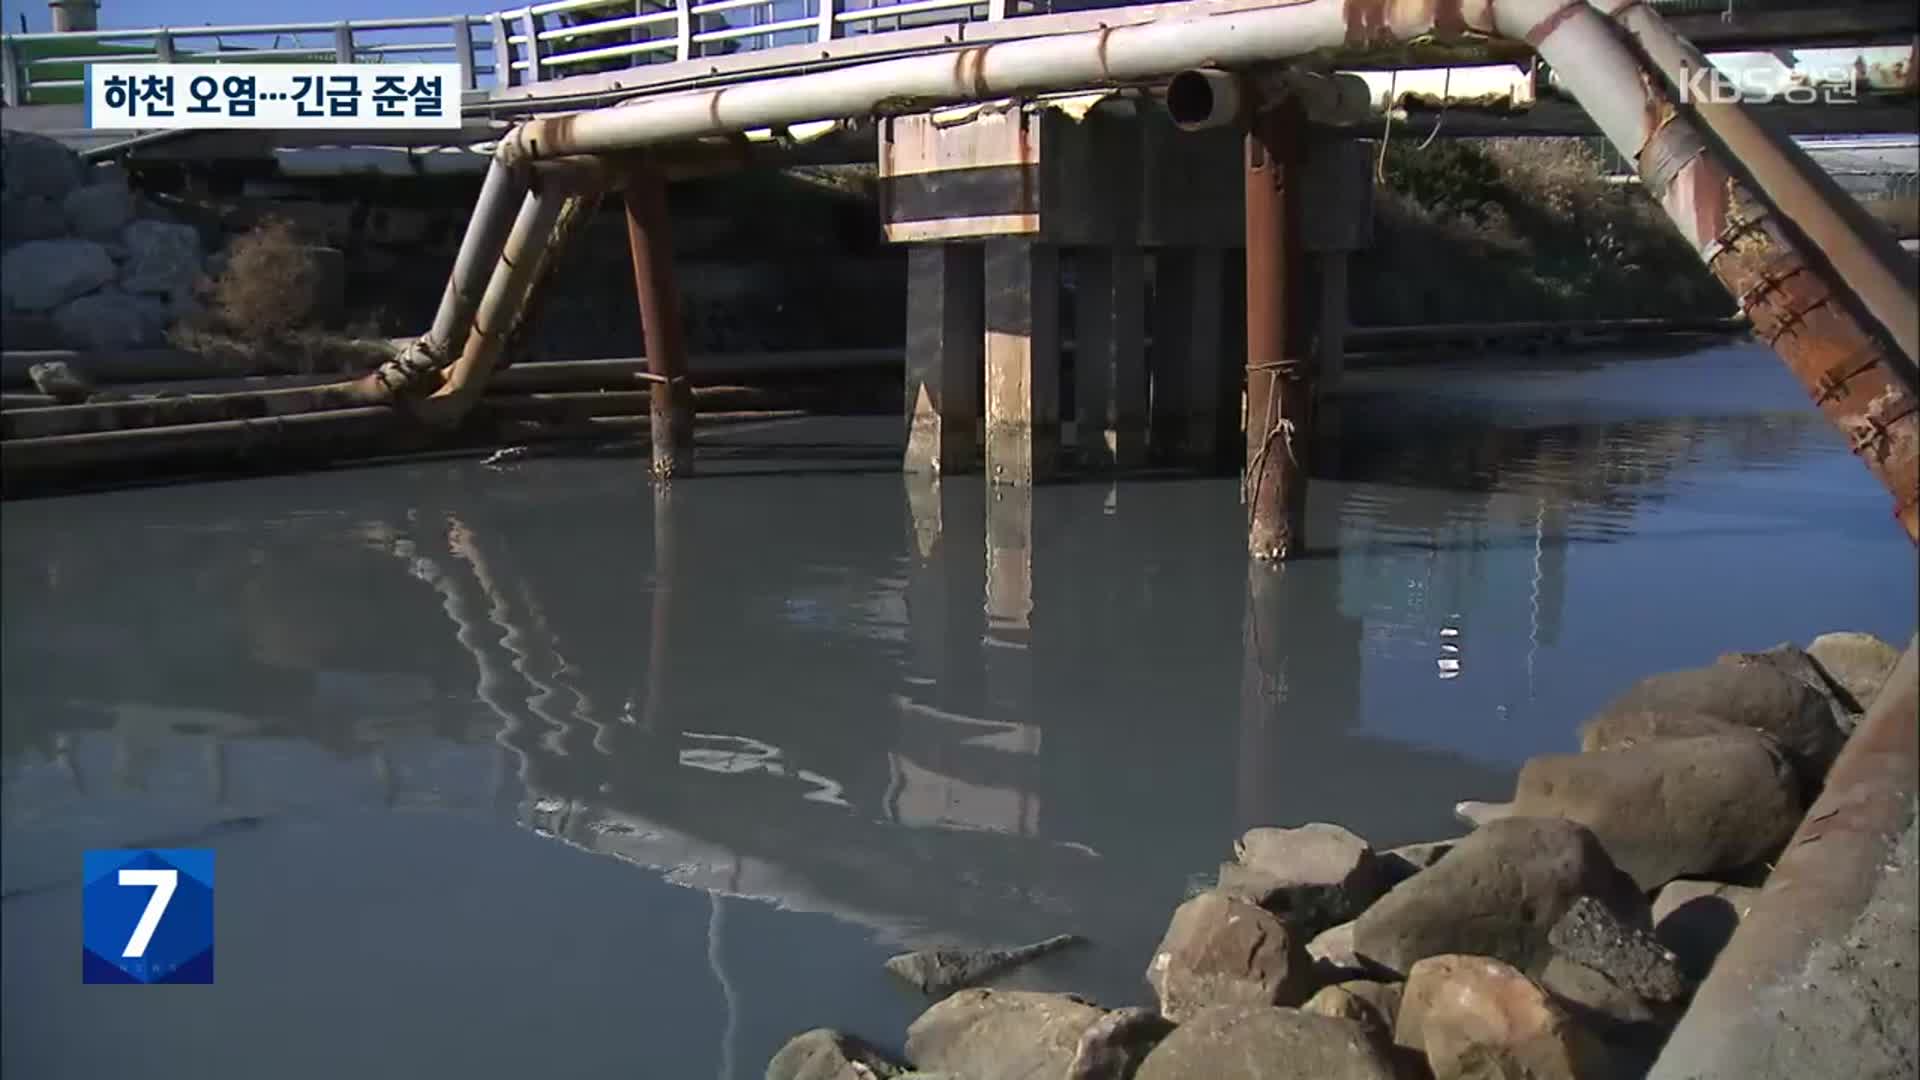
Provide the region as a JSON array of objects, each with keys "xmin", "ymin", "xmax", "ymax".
[{"xmin": 2, "ymin": 342, "xmax": 1914, "ymax": 1078}]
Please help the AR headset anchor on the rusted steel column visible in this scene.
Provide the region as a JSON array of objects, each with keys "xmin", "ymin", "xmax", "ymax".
[
  {"xmin": 623, "ymin": 166, "xmax": 694, "ymax": 481},
  {"xmin": 641, "ymin": 482, "xmax": 677, "ymax": 735},
  {"xmin": 1243, "ymin": 100, "xmax": 1312, "ymax": 561},
  {"xmin": 1633, "ymin": 107, "xmax": 1920, "ymax": 539}
]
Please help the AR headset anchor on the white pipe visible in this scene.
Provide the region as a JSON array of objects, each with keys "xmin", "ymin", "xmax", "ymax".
[
  {"xmin": 425, "ymin": 156, "xmax": 529, "ymax": 367},
  {"xmin": 491, "ymin": 0, "xmax": 1680, "ymax": 165},
  {"xmin": 1166, "ymin": 68, "xmax": 1241, "ymax": 131}
]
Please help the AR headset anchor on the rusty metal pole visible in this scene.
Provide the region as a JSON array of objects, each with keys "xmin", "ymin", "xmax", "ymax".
[
  {"xmin": 622, "ymin": 165, "xmax": 694, "ymax": 480},
  {"xmin": 1244, "ymin": 98, "xmax": 1311, "ymax": 561}
]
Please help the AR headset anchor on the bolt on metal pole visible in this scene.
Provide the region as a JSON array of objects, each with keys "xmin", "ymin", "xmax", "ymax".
[
  {"xmin": 623, "ymin": 164, "xmax": 694, "ymax": 480},
  {"xmin": 1243, "ymin": 98, "xmax": 1311, "ymax": 561}
]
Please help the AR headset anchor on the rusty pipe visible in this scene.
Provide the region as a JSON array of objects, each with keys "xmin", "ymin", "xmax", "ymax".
[
  {"xmin": 1599, "ymin": 0, "xmax": 1920, "ymax": 373},
  {"xmin": 414, "ymin": 189, "xmax": 569, "ymax": 428}
]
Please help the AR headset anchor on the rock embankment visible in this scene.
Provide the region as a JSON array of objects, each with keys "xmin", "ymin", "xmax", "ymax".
[
  {"xmin": 764, "ymin": 632, "xmax": 1906, "ymax": 1080},
  {"xmin": 2, "ymin": 130, "xmax": 211, "ymax": 352}
]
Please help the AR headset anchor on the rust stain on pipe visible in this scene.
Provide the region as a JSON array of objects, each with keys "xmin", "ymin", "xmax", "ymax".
[{"xmin": 1687, "ymin": 171, "xmax": 1920, "ymax": 539}]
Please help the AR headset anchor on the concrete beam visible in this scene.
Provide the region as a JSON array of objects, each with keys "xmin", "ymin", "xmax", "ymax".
[
  {"xmin": 905, "ymin": 244, "xmax": 985, "ymax": 475},
  {"xmin": 984, "ymin": 239, "xmax": 1062, "ymax": 487}
]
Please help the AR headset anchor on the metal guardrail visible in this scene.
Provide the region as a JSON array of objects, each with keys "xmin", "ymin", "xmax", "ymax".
[{"xmin": 0, "ymin": 0, "xmax": 1012, "ymax": 107}]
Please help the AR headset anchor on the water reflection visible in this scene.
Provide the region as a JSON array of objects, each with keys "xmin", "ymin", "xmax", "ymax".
[{"xmin": 2, "ymin": 348, "xmax": 1912, "ymax": 1079}]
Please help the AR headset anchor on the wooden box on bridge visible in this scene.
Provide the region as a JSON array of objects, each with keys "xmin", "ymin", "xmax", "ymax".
[{"xmin": 877, "ymin": 95, "xmax": 1373, "ymax": 252}]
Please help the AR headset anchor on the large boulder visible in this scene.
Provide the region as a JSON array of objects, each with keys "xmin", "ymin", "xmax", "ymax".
[
  {"xmin": 52, "ymin": 288, "xmax": 170, "ymax": 350},
  {"xmin": 1353, "ymin": 817, "xmax": 1645, "ymax": 978},
  {"xmin": 1546, "ymin": 896, "xmax": 1686, "ymax": 1003},
  {"xmin": 1229, "ymin": 823, "xmax": 1389, "ymax": 936},
  {"xmin": 1379, "ymin": 839, "xmax": 1458, "ymax": 887},
  {"xmin": 1135, "ymin": 1006, "xmax": 1399, "ymax": 1080},
  {"xmin": 1303, "ymin": 982, "xmax": 1398, "ymax": 1045},
  {"xmin": 766, "ymin": 1028, "xmax": 906, "ymax": 1080},
  {"xmin": 1650, "ymin": 879, "xmax": 1760, "ymax": 981},
  {"xmin": 1580, "ymin": 663, "xmax": 1841, "ymax": 789},
  {"xmin": 884, "ymin": 934, "xmax": 1082, "ymax": 997},
  {"xmin": 1396, "ymin": 955, "xmax": 1611, "ymax": 1080},
  {"xmin": 1065, "ymin": 1007, "xmax": 1174, "ymax": 1080},
  {"xmin": 1509, "ymin": 733, "xmax": 1802, "ymax": 890},
  {"xmin": 1147, "ymin": 891, "xmax": 1319, "ymax": 1022},
  {"xmin": 904, "ymin": 990, "xmax": 1105, "ymax": 1079},
  {"xmin": 118, "ymin": 219, "xmax": 204, "ymax": 299},
  {"xmin": 2, "ymin": 194, "xmax": 66, "ymax": 249},
  {"xmin": 1, "ymin": 129, "xmax": 85, "ymax": 203},
  {"xmin": 2, "ymin": 237, "xmax": 116, "ymax": 312},
  {"xmin": 1806, "ymin": 631, "xmax": 1902, "ymax": 714},
  {"xmin": 62, "ymin": 180, "xmax": 134, "ymax": 242}
]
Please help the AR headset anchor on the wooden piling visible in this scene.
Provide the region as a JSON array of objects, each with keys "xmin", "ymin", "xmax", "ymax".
[
  {"xmin": 1243, "ymin": 102, "xmax": 1311, "ymax": 561},
  {"xmin": 622, "ymin": 166, "xmax": 694, "ymax": 480}
]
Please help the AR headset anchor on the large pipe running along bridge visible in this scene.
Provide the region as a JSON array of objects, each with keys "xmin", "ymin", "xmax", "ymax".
[{"xmin": 0, "ymin": 0, "xmax": 1915, "ymax": 550}]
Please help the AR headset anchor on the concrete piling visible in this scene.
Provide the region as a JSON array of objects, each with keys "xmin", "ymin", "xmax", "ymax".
[
  {"xmin": 904, "ymin": 244, "xmax": 986, "ymax": 475},
  {"xmin": 984, "ymin": 239, "xmax": 1063, "ymax": 487}
]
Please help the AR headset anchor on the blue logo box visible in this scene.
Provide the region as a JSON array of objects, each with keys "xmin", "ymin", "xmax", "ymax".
[{"xmin": 82, "ymin": 849, "xmax": 214, "ymax": 984}]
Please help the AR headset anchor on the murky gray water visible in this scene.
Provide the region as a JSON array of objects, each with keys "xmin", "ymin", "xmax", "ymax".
[{"xmin": 3, "ymin": 343, "xmax": 1913, "ymax": 1078}]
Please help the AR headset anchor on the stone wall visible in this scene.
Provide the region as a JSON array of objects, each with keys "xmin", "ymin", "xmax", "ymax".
[{"xmin": 1, "ymin": 130, "xmax": 214, "ymax": 351}]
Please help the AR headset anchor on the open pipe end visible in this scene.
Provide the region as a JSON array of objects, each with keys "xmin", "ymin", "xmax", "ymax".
[{"xmin": 1166, "ymin": 69, "xmax": 1244, "ymax": 132}]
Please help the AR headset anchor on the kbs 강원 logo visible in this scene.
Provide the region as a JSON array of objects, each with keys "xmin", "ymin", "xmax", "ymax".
[{"xmin": 82, "ymin": 849, "xmax": 214, "ymax": 984}]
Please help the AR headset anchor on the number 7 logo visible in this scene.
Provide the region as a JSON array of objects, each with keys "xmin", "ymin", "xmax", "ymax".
[
  {"xmin": 117, "ymin": 868, "xmax": 178, "ymax": 958},
  {"xmin": 83, "ymin": 849, "xmax": 215, "ymax": 984}
]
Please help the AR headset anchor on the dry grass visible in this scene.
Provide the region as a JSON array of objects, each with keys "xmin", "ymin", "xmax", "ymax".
[
  {"xmin": 170, "ymin": 218, "xmax": 390, "ymax": 373},
  {"xmin": 207, "ymin": 218, "xmax": 324, "ymax": 343},
  {"xmin": 1353, "ymin": 137, "xmax": 1729, "ymax": 325}
]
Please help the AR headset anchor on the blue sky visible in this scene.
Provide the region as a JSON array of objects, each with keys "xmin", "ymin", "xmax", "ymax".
[{"xmin": 4, "ymin": 0, "xmax": 466, "ymax": 34}]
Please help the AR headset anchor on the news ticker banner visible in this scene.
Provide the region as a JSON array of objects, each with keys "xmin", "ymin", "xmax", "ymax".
[
  {"xmin": 87, "ymin": 64, "xmax": 463, "ymax": 130},
  {"xmin": 82, "ymin": 849, "xmax": 215, "ymax": 984}
]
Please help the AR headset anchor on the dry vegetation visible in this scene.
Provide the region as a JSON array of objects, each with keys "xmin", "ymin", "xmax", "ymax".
[
  {"xmin": 1354, "ymin": 137, "xmax": 1729, "ymax": 325},
  {"xmin": 171, "ymin": 218, "xmax": 391, "ymax": 373}
]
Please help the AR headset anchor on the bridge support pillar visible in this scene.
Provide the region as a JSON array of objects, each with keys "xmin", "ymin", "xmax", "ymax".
[
  {"xmin": 1314, "ymin": 250, "xmax": 1349, "ymax": 395},
  {"xmin": 1244, "ymin": 101, "xmax": 1312, "ymax": 561},
  {"xmin": 622, "ymin": 166, "xmax": 693, "ymax": 480},
  {"xmin": 1074, "ymin": 247, "xmax": 1149, "ymax": 469},
  {"xmin": 984, "ymin": 239, "xmax": 1062, "ymax": 487},
  {"xmin": 904, "ymin": 244, "xmax": 985, "ymax": 475},
  {"xmin": 1150, "ymin": 247, "xmax": 1238, "ymax": 471}
]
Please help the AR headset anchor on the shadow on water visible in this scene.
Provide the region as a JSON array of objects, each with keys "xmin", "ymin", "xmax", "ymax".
[{"xmin": 1, "ymin": 347, "xmax": 1913, "ymax": 1079}]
